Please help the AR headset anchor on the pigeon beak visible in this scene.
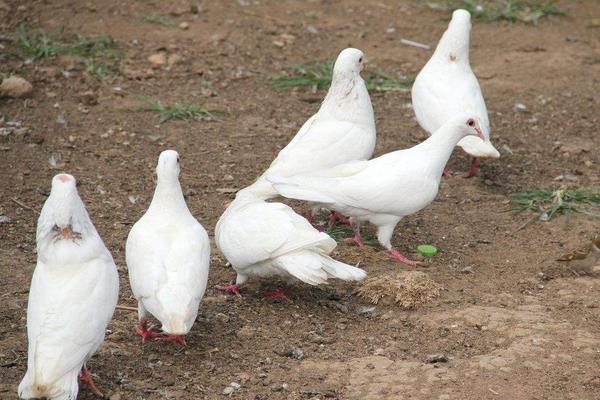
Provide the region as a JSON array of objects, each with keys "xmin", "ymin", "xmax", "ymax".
[{"xmin": 475, "ymin": 127, "xmax": 485, "ymax": 141}]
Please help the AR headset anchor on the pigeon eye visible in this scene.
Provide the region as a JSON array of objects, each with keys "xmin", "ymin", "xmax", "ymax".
[
  {"xmin": 359, "ymin": 57, "xmax": 363, "ymax": 63},
  {"xmin": 467, "ymin": 119, "xmax": 475, "ymax": 127},
  {"xmin": 177, "ymin": 157, "xmax": 180, "ymax": 163}
]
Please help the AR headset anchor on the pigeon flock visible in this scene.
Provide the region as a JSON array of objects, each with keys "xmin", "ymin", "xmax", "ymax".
[{"xmin": 18, "ymin": 9, "xmax": 499, "ymax": 400}]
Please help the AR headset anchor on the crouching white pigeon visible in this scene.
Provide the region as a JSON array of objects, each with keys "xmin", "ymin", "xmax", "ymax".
[
  {"xmin": 214, "ymin": 188, "xmax": 367, "ymax": 300},
  {"xmin": 270, "ymin": 114, "xmax": 486, "ymax": 266},
  {"xmin": 126, "ymin": 150, "xmax": 210, "ymax": 346},
  {"xmin": 411, "ymin": 9, "xmax": 499, "ymax": 178},
  {"xmin": 247, "ymin": 48, "xmax": 376, "ymax": 223},
  {"xmin": 18, "ymin": 173, "xmax": 119, "ymax": 400}
]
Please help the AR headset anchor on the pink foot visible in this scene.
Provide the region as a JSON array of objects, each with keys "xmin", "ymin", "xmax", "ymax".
[
  {"xmin": 344, "ymin": 235, "xmax": 365, "ymax": 247},
  {"xmin": 461, "ymin": 157, "xmax": 479, "ymax": 179},
  {"xmin": 134, "ymin": 319, "xmax": 167, "ymax": 343},
  {"xmin": 158, "ymin": 334, "xmax": 187, "ymax": 346},
  {"xmin": 330, "ymin": 211, "xmax": 351, "ymax": 225},
  {"xmin": 79, "ymin": 366, "xmax": 103, "ymax": 397},
  {"xmin": 386, "ymin": 249, "xmax": 423, "ymax": 266},
  {"xmin": 215, "ymin": 283, "xmax": 242, "ymax": 299},
  {"xmin": 261, "ymin": 288, "xmax": 290, "ymax": 301},
  {"xmin": 442, "ymin": 167, "xmax": 451, "ymax": 178},
  {"xmin": 344, "ymin": 221, "xmax": 365, "ymax": 246}
]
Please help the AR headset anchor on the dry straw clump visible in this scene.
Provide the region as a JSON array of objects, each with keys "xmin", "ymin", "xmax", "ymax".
[{"xmin": 356, "ymin": 271, "xmax": 442, "ymax": 309}]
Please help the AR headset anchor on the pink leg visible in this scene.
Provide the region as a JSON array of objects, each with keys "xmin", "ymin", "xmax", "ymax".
[
  {"xmin": 330, "ymin": 211, "xmax": 351, "ymax": 225},
  {"xmin": 461, "ymin": 157, "xmax": 479, "ymax": 178},
  {"xmin": 215, "ymin": 282, "xmax": 243, "ymax": 299},
  {"xmin": 442, "ymin": 166, "xmax": 451, "ymax": 178},
  {"xmin": 261, "ymin": 287, "xmax": 290, "ymax": 301},
  {"xmin": 344, "ymin": 222, "xmax": 365, "ymax": 247},
  {"xmin": 79, "ymin": 366, "xmax": 103, "ymax": 397},
  {"xmin": 386, "ymin": 248, "xmax": 423, "ymax": 266}
]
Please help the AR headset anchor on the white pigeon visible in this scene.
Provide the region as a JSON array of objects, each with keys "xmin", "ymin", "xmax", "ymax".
[
  {"xmin": 270, "ymin": 114, "xmax": 486, "ymax": 266},
  {"xmin": 18, "ymin": 174, "xmax": 119, "ymax": 400},
  {"xmin": 411, "ymin": 9, "xmax": 499, "ymax": 178},
  {"xmin": 126, "ymin": 150, "xmax": 210, "ymax": 346},
  {"xmin": 247, "ymin": 47, "xmax": 376, "ymax": 211},
  {"xmin": 214, "ymin": 187, "xmax": 367, "ymax": 299}
]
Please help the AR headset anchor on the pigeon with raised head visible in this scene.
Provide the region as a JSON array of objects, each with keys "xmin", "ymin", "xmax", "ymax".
[
  {"xmin": 126, "ymin": 150, "xmax": 210, "ymax": 346},
  {"xmin": 247, "ymin": 48, "xmax": 376, "ymax": 218},
  {"xmin": 270, "ymin": 115, "xmax": 486, "ymax": 265},
  {"xmin": 411, "ymin": 9, "xmax": 499, "ymax": 178},
  {"xmin": 214, "ymin": 187, "xmax": 367, "ymax": 299},
  {"xmin": 18, "ymin": 173, "xmax": 119, "ymax": 400}
]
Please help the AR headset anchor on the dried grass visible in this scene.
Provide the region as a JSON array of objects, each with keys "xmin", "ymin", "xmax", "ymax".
[{"xmin": 356, "ymin": 271, "xmax": 442, "ymax": 309}]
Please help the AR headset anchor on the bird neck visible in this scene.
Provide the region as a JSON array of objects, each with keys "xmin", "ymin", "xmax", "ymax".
[
  {"xmin": 244, "ymin": 177, "xmax": 277, "ymax": 201},
  {"xmin": 148, "ymin": 175, "xmax": 188, "ymax": 215},
  {"xmin": 415, "ymin": 126, "xmax": 469, "ymax": 174},
  {"xmin": 319, "ymin": 74, "xmax": 374, "ymax": 126}
]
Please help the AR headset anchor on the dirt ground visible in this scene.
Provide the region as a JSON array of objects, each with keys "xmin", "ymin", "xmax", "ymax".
[{"xmin": 1, "ymin": 0, "xmax": 600, "ymax": 399}]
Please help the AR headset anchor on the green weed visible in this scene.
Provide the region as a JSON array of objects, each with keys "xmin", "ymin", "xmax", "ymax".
[
  {"xmin": 139, "ymin": 98, "xmax": 225, "ymax": 123},
  {"xmin": 432, "ymin": 0, "xmax": 567, "ymax": 24},
  {"xmin": 269, "ymin": 61, "xmax": 412, "ymax": 92},
  {"xmin": 510, "ymin": 187, "xmax": 600, "ymax": 231}
]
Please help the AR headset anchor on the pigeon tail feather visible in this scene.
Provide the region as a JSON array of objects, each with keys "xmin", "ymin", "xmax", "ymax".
[{"xmin": 320, "ymin": 256, "xmax": 366, "ymax": 281}]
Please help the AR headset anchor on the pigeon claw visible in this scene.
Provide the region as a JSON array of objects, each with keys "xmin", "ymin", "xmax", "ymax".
[
  {"xmin": 386, "ymin": 249, "xmax": 423, "ymax": 266},
  {"xmin": 158, "ymin": 334, "xmax": 187, "ymax": 347},
  {"xmin": 215, "ymin": 283, "xmax": 243, "ymax": 299},
  {"xmin": 461, "ymin": 157, "xmax": 479, "ymax": 179},
  {"xmin": 79, "ymin": 366, "xmax": 103, "ymax": 397},
  {"xmin": 344, "ymin": 235, "xmax": 365, "ymax": 247},
  {"xmin": 261, "ymin": 288, "xmax": 290, "ymax": 301},
  {"xmin": 134, "ymin": 319, "xmax": 166, "ymax": 343},
  {"xmin": 329, "ymin": 211, "xmax": 351, "ymax": 226}
]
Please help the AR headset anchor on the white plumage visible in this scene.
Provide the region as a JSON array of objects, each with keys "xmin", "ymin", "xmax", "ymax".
[
  {"xmin": 126, "ymin": 150, "xmax": 210, "ymax": 343},
  {"xmin": 247, "ymin": 47, "xmax": 376, "ymax": 199},
  {"xmin": 411, "ymin": 9, "xmax": 499, "ymax": 177},
  {"xmin": 271, "ymin": 115, "xmax": 486, "ymax": 265},
  {"xmin": 215, "ymin": 188, "xmax": 366, "ymax": 294},
  {"xmin": 18, "ymin": 174, "xmax": 119, "ymax": 400}
]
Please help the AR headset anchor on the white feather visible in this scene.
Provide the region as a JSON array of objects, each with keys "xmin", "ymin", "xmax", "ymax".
[
  {"xmin": 19, "ymin": 174, "xmax": 118, "ymax": 400},
  {"xmin": 272, "ymin": 115, "xmax": 486, "ymax": 250},
  {"xmin": 412, "ymin": 9, "xmax": 500, "ymax": 159},
  {"xmin": 247, "ymin": 48, "xmax": 376, "ymax": 200},
  {"xmin": 215, "ymin": 190, "xmax": 366, "ymax": 286},
  {"xmin": 126, "ymin": 150, "xmax": 210, "ymax": 335}
]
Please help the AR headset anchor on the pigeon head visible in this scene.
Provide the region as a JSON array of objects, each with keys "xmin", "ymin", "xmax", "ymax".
[
  {"xmin": 454, "ymin": 115, "xmax": 485, "ymax": 141},
  {"xmin": 156, "ymin": 149, "xmax": 181, "ymax": 181},
  {"xmin": 37, "ymin": 173, "xmax": 92, "ymax": 246},
  {"xmin": 433, "ymin": 9, "xmax": 471, "ymax": 63},
  {"xmin": 332, "ymin": 48, "xmax": 365, "ymax": 77}
]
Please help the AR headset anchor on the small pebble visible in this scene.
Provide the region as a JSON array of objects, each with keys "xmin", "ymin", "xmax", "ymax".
[{"xmin": 426, "ymin": 354, "xmax": 448, "ymax": 363}]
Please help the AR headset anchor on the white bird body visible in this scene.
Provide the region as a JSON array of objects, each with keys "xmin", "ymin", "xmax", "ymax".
[
  {"xmin": 411, "ymin": 9, "xmax": 499, "ymax": 159},
  {"xmin": 126, "ymin": 150, "xmax": 210, "ymax": 336},
  {"xmin": 270, "ymin": 115, "xmax": 486, "ymax": 263},
  {"xmin": 19, "ymin": 174, "xmax": 118, "ymax": 400},
  {"xmin": 247, "ymin": 48, "xmax": 376, "ymax": 199},
  {"xmin": 215, "ymin": 189, "xmax": 366, "ymax": 286}
]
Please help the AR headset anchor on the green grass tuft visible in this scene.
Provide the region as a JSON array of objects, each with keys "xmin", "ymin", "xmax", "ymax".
[
  {"xmin": 325, "ymin": 222, "xmax": 379, "ymax": 247},
  {"xmin": 5, "ymin": 25, "xmax": 120, "ymax": 79},
  {"xmin": 269, "ymin": 61, "xmax": 412, "ymax": 92},
  {"xmin": 142, "ymin": 14, "xmax": 174, "ymax": 26},
  {"xmin": 433, "ymin": 0, "xmax": 567, "ymax": 24},
  {"xmin": 510, "ymin": 187, "xmax": 600, "ymax": 231},
  {"xmin": 140, "ymin": 98, "xmax": 225, "ymax": 123}
]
